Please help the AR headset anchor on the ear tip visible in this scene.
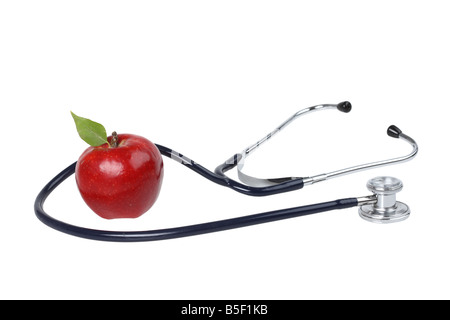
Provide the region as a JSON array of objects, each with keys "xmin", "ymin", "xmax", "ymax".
[
  {"xmin": 337, "ymin": 101, "xmax": 352, "ymax": 113},
  {"xmin": 387, "ymin": 125, "xmax": 402, "ymax": 138}
]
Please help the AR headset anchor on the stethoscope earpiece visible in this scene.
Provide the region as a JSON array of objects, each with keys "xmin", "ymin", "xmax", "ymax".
[{"xmin": 359, "ymin": 176, "xmax": 410, "ymax": 224}]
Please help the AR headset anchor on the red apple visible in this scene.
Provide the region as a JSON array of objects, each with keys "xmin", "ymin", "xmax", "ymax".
[{"xmin": 75, "ymin": 132, "xmax": 164, "ymax": 219}]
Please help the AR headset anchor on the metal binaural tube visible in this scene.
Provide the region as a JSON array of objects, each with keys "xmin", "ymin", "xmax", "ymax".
[
  {"xmin": 232, "ymin": 102, "xmax": 352, "ymax": 187},
  {"xmin": 240, "ymin": 103, "xmax": 346, "ymax": 164},
  {"xmin": 303, "ymin": 126, "xmax": 418, "ymax": 186},
  {"xmin": 220, "ymin": 101, "xmax": 418, "ymax": 190}
]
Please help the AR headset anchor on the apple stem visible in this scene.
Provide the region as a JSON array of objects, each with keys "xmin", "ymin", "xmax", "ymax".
[{"xmin": 111, "ymin": 131, "xmax": 119, "ymax": 148}]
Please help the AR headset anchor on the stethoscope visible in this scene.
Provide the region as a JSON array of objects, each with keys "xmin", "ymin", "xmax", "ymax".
[{"xmin": 34, "ymin": 101, "xmax": 418, "ymax": 242}]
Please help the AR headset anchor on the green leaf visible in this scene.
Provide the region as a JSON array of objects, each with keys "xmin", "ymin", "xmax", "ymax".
[{"xmin": 71, "ymin": 111, "xmax": 109, "ymax": 147}]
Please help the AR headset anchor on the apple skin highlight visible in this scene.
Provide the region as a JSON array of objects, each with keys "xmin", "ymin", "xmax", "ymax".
[{"xmin": 75, "ymin": 133, "xmax": 164, "ymax": 219}]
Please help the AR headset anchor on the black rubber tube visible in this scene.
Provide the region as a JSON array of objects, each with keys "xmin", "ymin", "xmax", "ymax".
[
  {"xmin": 34, "ymin": 146, "xmax": 358, "ymax": 242},
  {"xmin": 156, "ymin": 144, "xmax": 305, "ymax": 196}
]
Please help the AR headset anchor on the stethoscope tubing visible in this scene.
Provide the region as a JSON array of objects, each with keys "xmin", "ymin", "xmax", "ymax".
[
  {"xmin": 34, "ymin": 145, "xmax": 358, "ymax": 242},
  {"xmin": 156, "ymin": 144, "xmax": 306, "ymax": 196}
]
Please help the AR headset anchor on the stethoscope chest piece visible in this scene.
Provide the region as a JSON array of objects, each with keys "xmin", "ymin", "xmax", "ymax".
[{"xmin": 359, "ymin": 176, "xmax": 410, "ymax": 224}]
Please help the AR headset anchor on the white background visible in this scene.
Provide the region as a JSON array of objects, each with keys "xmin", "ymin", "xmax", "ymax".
[{"xmin": 1, "ymin": 0, "xmax": 449, "ymax": 300}]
